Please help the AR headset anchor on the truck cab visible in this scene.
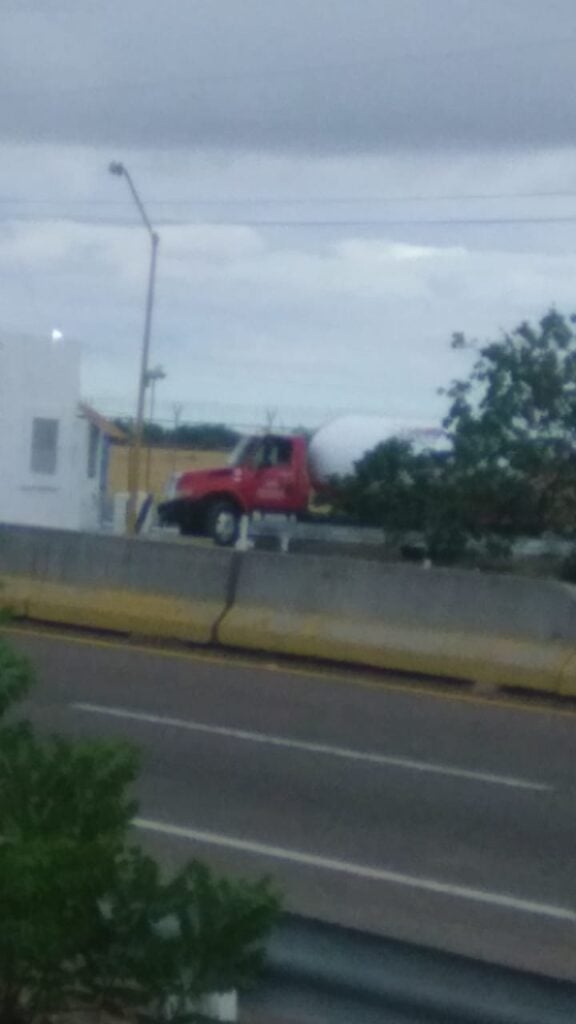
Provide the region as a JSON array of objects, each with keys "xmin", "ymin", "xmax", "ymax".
[{"xmin": 158, "ymin": 433, "xmax": 310, "ymax": 545}]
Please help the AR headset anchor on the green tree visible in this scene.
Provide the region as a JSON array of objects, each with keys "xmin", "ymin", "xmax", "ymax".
[
  {"xmin": 333, "ymin": 438, "xmax": 442, "ymax": 532},
  {"xmin": 335, "ymin": 310, "xmax": 576, "ymax": 560},
  {"xmin": 0, "ymin": 648, "xmax": 140, "ymax": 1023},
  {"xmin": 0, "ymin": 639, "xmax": 281, "ymax": 1023},
  {"xmin": 79, "ymin": 847, "xmax": 280, "ymax": 1021},
  {"xmin": 444, "ymin": 310, "xmax": 576, "ymax": 536},
  {"xmin": 332, "ymin": 439, "xmax": 467, "ymax": 563},
  {"xmin": 115, "ymin": 420, "xmax": 241, "ymax": 451}
]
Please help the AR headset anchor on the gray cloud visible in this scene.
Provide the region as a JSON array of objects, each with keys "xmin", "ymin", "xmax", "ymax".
[
  {"xmin": 2, "ymin": 0, "xmax": 576, "ymax": 153},
  {"xmin": 3, "ymin": 208, "xmax": 576, "ymax": 428},
  {"xmin": 3, "ymin": 2, "xmax": 576, "ymax": 428}
]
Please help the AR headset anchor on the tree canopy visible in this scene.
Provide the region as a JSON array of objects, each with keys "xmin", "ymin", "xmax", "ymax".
[
  {"xmin": 334, "ymin": 310, "xmax": 576, "ymax": 558},
  {"xmin": 444, "ymin": 310, "xmax": 576, "ymax": 536},
  {"xmin": 0, "ymin": 639, "xmax": 281, "ymax": 1023}
]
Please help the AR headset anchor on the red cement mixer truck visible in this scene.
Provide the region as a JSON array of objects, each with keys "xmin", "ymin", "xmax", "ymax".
[{"xmin": 158, "ymin": 415, "xmax": 444, "ymax": 546}]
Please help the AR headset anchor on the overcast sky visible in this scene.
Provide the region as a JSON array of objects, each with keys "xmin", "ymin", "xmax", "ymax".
[{"xmin": 3, "ymin": 0, "xmax": 576, "ymax": 429}]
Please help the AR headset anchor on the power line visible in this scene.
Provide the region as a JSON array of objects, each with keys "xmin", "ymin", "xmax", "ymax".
[
  {"xmin": 153, "ymin": 215, "xmax": 576, "ymax": 228},
  {"xmin": 5, "ymin": 213, "xmax": 576, "ymax": 230},
  {"xmin": 3, "ymin": 189, "xmax": 576, "ymax": 208}
]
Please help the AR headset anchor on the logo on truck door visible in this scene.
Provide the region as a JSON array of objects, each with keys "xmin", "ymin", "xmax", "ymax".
[{"xmin": 253, "ymin": 438, "xmax": 294, "ymax": 503}]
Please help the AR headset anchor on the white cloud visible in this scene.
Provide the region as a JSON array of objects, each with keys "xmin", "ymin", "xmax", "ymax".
[
  {"xmin": 3, "ymin": 194, "xmax": 576, "ymax": 428},
  {"xmin": 3, "ymin": 137, "xmax": 576, "ymax": 427}
]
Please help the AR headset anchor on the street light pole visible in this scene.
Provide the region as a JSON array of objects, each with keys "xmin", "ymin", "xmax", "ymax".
[
  {"xmin": 109, "ymin": 161, "xmax": 159, "ymax": 535},
  {"xmin": 144, "ymin": 364, "xmax": 166, "ymax": 492}
]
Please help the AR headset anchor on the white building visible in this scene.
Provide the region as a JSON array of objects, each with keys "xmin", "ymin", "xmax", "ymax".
[{"xmin": 0, "ymin": 331, "xmax": 123, "ymax": 531}]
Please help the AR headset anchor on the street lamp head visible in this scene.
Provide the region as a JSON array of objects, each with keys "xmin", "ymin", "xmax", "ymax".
[
  {"xmin": 109, "ymin": 161, "xmax": 125, "ymax": 177},
  {"xmin": 145, "ymin": 364, "xmax": 167, "ymax": 386}
]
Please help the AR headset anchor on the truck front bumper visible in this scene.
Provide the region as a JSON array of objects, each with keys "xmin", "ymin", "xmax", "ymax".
[{"xmin": 157, "ymin": 497, "xmax": 194, "ymax": 527}]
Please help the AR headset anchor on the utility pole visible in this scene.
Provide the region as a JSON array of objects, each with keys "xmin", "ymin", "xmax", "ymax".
[
  {"xmin": 109, "ymin": 161, "xmax": 159, "ymax": 534},
  {"xmin": 144, "ymin": 364, "xmax": 166, "ymax": 492}
]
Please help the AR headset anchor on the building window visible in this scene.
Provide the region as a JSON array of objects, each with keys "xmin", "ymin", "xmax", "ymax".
[
  {"xmin": 30, "ymin": 417, "xmax": 59, "ymax": 475},
  {"xmin": 87, "ymin": 423, "xmax": 100, "ymax": 479}
]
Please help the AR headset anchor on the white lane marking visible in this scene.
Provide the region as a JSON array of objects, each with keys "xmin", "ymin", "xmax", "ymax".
[
  {"xmin": 74, "ymin": 701, "xmax": 551, "ymax": 792},
  {"xmin": 135, "ymin": 817, "xmax": 576, "ymax": 923}
]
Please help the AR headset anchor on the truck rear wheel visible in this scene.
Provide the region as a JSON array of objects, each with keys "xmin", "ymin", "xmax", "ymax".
[{"xmin": 206, "ymin": 500, "xmax": 240, "ymax": 547}]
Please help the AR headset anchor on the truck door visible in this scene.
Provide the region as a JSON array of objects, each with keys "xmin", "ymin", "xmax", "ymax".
[{"xmin": 248, "ymin": 437, "xmax": 299, "ymax": 512}]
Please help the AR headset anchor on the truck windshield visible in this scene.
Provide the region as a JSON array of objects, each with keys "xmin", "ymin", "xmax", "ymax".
[
  {"xmin": 228, "ymin": 436, "xmax": 293, "ymax": 469},
  {"xmin": 228, "ymin": 436, "xmax": 259, "ymax": 467}
]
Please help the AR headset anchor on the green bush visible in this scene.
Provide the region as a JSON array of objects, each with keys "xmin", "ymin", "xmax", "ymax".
[
  {"xmin": 79, "ymin": 848, "xmax": 280, "ymax": 1022},
  {"xmin": 0, "ymin": 638, "xmax": 281, "ymax": 1023},
  {"xmin": 0, "ymin": 640, "xmax": 34, "ymax": 716}
]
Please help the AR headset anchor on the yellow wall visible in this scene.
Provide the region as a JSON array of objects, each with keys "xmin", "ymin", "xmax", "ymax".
[{"xmin": 108, "ymin": 444, "xmax": 228, "ymax": 498}]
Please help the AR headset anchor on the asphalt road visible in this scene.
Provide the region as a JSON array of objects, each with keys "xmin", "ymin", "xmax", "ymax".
[{"xmin": 4, "ymin": 624, "xmax": 576, "ymax": 984}]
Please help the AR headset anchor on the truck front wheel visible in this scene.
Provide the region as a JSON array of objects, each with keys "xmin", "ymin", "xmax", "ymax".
[{"xmin": 206, "ymin": 500, "xmax": 240, "ymax": 547}]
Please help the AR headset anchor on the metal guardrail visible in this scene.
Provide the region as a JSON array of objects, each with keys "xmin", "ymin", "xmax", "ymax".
[{"xmin": 249, "ymin": 915, "xmax": 576, "ymax": 1024}]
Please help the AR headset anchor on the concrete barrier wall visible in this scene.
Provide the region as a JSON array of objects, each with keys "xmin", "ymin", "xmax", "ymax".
[
  {"xmin": 218, "ymin": 552, "xmax": 576, "ymax": 695},
  {"xmin": 0, "ymin": 524, "xmax": 234, "ymax": 643},
  {"xmin": 3, "ymin": 524, "xmax": 576, "ymax": 696},
  {"xmin": 221, "ymin": 552, "xmax": 576, "ymax": 641}
]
